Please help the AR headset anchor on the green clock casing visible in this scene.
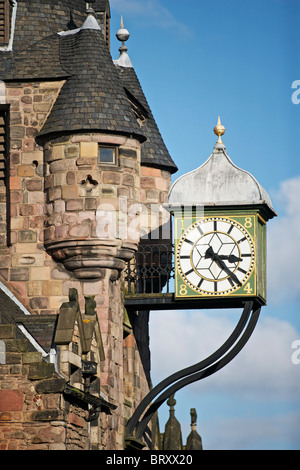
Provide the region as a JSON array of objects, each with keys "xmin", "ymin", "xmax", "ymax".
[{"xmin": 175, "ymin": 209, "xmax": 267, "ymax": 305}]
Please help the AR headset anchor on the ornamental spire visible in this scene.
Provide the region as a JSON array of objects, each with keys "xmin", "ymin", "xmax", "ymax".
[
  {"xmin": 162, "ymin": 395, "xmax": 183, "ymax": 450},
  {"xmin": 84, "ymin": 1, "xmax": 96, "ymax": 15},
  {"xmin": 116, "ymin": 16, "xmax": 130, "ymax": 53},
  {"xmin": 186, "ymin": 408, "xmax": 203, "ymax": 450},
  {"xmin": 114, "ymin": 16, "xmax": 132, "ymax": 68},
  {"xmin": 213, "ymin": 116, "xmax": 226, "ymax": 144}
]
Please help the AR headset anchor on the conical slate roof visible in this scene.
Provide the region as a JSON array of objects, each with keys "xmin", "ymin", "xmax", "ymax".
[
  {"xmin": 113, "ymin": 17, "xmax": 177, "ymax": 173},
  {"xmin": 0, "ymin": 34, "xmax": 68, "ymax": 80},
  {"xmin": 38, "ymin": 15, "xmax": 146, "ymax": 142},
  {"xmin": 115, "ymin": 64, "xmax": 178, "ymax": 173},
  {"xmin": 6, "ymin": 0, "xmax": 109, "ymax": 53},
  {"xmin": 0, "ymin": 2, "xmax": 177, "ymax": 173}
]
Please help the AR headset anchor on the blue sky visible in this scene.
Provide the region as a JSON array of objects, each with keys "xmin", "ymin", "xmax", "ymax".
[{"xmin": 110, "ymin": 0, "xmax": 300, "ymax": 450}]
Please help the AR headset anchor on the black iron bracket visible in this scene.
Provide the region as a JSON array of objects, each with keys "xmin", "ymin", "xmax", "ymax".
[
  {"xmin": 63, "ymin": 383, "xmax": 117, "ymax": 421},
  {"xmin": 125, "ymin": 300, "xmax": 261, "ymax": 448}
]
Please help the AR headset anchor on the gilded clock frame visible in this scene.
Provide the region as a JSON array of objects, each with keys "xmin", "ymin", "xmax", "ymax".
[{"xmin": 175, "ymin": 213, "xmax": 260, "ymax": 301}]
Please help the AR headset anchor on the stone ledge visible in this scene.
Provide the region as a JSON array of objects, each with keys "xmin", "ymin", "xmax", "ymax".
[{"xmin": 45, "ymin": 239, "xmax": 138, "ymax": 280}]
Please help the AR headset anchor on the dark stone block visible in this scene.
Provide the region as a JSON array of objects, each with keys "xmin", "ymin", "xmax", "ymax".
[
  {"xmin": 28, "ymin": 362, "xmax": 55, "ymax": 380},
  {"xmin": 35, "ymin": 378, "xmax": 66, "ymax": 394},
  {"xmin": 32, "ymin": 409, "xmax": 63, "ymax": 421},
  {"xmin": 10, "ymin": 267, "xmax": 29, "ymax": 281}
]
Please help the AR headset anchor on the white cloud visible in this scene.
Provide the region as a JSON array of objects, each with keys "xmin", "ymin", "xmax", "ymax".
[
  {"xmin": 267, "ymin": 176, "xmax": 300, "ymax": 303},
  {"xmin": 149, "ymin": 176, "xmax": 300, "ymax": 396},
  {"xmin": 110, "ymin": 0, "xmax": 193, "ymax": 37},
  {"xmin": 150, "ymin": 309, "xmax": 300, "ymax": 401},
  {"xmin": 148, "ymin": 176, "xmax": 300, "ymax": 449},
  {"xmin": 204, "ymin": 412, "xmax": 300, "ymax": 450}
]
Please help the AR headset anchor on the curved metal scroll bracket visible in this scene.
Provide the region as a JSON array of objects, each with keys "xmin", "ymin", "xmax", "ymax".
[{"xmin": 125, "ymin": 301, "xmax": 261, "ymax": 446}]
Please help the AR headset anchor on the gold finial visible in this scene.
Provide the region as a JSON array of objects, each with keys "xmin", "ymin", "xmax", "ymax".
[{"xmin": 213, "ymin": 116, "xmax": 225, "ymax": 143}]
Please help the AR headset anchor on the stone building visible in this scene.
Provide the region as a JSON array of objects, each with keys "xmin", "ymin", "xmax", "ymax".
[{"xmin": 0, "ymin": 0, "xmax": 179, "ymax": 450}]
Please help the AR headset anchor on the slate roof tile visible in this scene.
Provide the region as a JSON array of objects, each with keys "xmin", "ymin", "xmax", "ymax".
[
  {"xmin": 0, "ymin": 34, "xmax": 69, "ymax": 80},
  {"xmin": 7, "ymin": 0, "xmax": 109, "ymax": 53},
  {"xmin": 0, "ymin": 1, "xmax": 177, "ymax": 172},
  {"xmin": 38, "ymin": 27, "xmax": 145, "ymax": 142},
  {"xmin": 116, "ymin": 65, "xmax": 178, "ymax": 173}
]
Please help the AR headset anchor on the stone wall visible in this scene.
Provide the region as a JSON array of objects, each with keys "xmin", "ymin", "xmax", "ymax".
[
  {"xmin": 1, "ymin": 81, "xmax": 142, "ymax": 314},
  {"xmin": 1, "ymin": 81, "xmax": 64, "ymax": 313},
  {"xmin": 0, "ymin": 324, "xmax": 67, "ymax": 450},
  {"xmin": 140, "ymin": 166, "xmax": 172, "ymax": 241},
  {"xmin": 0, "ymin": 80, "xmax": 172, "ymax": 450},
  {"xmin": 0, "ymin": 321, "xmax": 110, "ymax": 450}
]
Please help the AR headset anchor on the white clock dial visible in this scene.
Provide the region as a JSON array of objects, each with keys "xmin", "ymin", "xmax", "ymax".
[{"xmin": 177, "ymin": 217, "xmax": 255, "ymax": 295}]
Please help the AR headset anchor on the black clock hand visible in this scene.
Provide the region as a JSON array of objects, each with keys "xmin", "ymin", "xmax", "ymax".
[
  {"xmin": 215, "ymin": 257, "xmax": 242, "ymax": 287},
  {"xmin": 219, "ymin": 254, "xmax": 243, "ymax": 263},
  {"xmin": 205, "ymin": 246, "xmax": 215, "ymax": 259},
  {"xmin": 205, "ymin": 247, "xmax": 242, "ymax": 287}
]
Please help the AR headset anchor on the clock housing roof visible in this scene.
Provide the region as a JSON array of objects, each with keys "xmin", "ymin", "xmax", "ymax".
[{"xmin": 165, "ymin": 141, "xmax": 277, "ymax": 220}]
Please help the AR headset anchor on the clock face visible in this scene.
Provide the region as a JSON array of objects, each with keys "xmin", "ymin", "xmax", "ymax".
[{"xmin": 176, "ymin": 217, "xmax": 255, "ymax": 296}]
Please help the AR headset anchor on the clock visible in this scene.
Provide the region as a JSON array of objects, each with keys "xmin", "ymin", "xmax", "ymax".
[
  {"xmin": 175, "ymin": 214, "xmax": 258, "ymax": 300},
  {"xmin": 165, "ymin": 119, "xmax": 277, "ymax": 306}
]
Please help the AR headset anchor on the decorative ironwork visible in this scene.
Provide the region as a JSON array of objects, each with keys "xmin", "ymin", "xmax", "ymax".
[
  {"xmin": 124, "ymin": 242, "xmax": 174, "ymax": 295},
  {"xmin": 125, "ymin": 301, "xmax": 261, "ymax": 448},
  {"xmin": 124, "ymin": 244, "xmax": 263, "ymax": 449}
]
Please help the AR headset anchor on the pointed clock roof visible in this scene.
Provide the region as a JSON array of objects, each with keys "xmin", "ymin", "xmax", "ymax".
[
  {"xmin": 166, "ymin": 118, "xmax": 277, "ymax": 220},
  {"xmin": 37, "ymin": 13, "xmax": 146, "ymax": 142}
]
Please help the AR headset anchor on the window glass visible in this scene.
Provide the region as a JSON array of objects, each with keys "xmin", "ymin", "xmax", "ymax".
[{"xmin": 99, "ymin": 147, "xmax": 115, "ymax": 164}]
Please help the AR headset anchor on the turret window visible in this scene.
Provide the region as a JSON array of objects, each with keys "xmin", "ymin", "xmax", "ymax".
[{"xmin": 99, "ymin": 146, "xmax": 116, "ymax": 165}]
